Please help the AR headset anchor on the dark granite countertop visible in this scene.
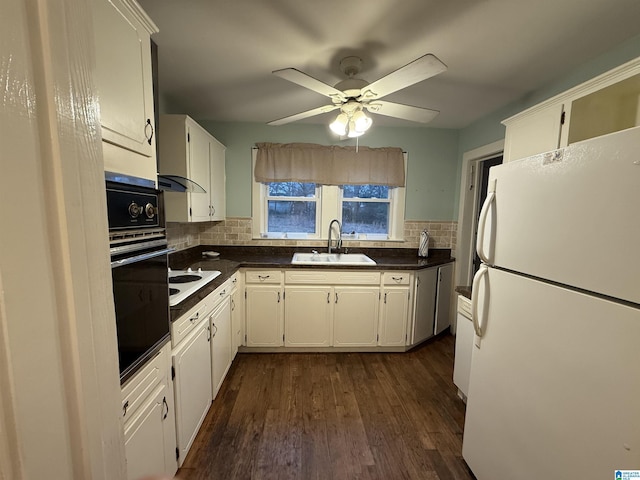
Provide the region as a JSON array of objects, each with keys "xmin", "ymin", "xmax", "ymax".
[
  {"xmin": 455, "ymin": 286, "xmax": 472, "ymax": 300},
  {"xmin": 168, "ymin": 245, "xmax": 455, "ymax": 321}
]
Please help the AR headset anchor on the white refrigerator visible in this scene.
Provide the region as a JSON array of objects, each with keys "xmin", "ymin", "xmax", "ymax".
[{"xmin": 462, "ymin": 126, "xmax": 640, "ymax": 480}]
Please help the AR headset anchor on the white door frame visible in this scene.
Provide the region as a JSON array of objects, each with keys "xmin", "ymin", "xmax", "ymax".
[
  {"xmin": 1, "ymin": 1, "xmax": 125, "ymax": 478},
  {"xmin": 454, "ymin": 140, "xmax": 504, "ymax": 289}
]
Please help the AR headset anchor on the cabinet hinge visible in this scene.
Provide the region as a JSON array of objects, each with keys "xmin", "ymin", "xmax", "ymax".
[
  {"xmin": 560, "ymin": 111, "xmax": 566, "ymax": 125},
  {"xmin": 171, "ymin": 366, "xmax": 175, "ymax": 380},
  {"xmin": 244, "ymin": 290, "xmax": 247, "ymax": 299},
  {"xmin": 187, "ymin": 132, "xmax": 190, "ymax": 142},
  {"xmin": 176, "ymin": 447, "xmax": 180, "ymax": 461},
  {"xmin": 189, "ymin": 207, "xmax": 192, "ymax": 217},
  {"xmin": 283, "ymin": 334, "xmax": 285, "ymax": 342}
]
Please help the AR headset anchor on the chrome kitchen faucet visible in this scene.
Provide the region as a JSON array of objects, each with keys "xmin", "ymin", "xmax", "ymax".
[{"xmin": 328, "ymin": 219, "xmax": 342, "ymax": 253}]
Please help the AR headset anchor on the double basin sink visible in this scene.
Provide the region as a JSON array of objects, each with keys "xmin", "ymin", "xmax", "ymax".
[{"xmin": 291, "ymin": 252, "xmax": 376, "ymax": 266}]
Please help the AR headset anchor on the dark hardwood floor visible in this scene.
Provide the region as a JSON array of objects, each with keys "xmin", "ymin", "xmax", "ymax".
[{"xmin": 177, "ymin": 333, "xmax": 475, "ymax": 480}]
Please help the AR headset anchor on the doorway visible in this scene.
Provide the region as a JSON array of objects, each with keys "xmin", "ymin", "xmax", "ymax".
[
  {"xmin": 454, "ymin": 140, "xmax": 504, "ymax": 291},
  {"xmin": 471, "ymin": 155, "xmax": 502, "ymax": 277}
]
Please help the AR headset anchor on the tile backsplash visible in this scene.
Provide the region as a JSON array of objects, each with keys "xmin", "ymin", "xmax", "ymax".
[{"xmin": 167, "ymin": 217, "xmax": 457, "ymax": 255}]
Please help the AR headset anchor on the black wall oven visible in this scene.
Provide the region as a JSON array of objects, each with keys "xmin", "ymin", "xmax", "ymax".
[{"xmin": 107, "ymin": 177, "xmax": 172, "ymax": 383}]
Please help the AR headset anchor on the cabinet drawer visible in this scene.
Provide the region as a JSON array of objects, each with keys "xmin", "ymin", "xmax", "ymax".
[
  {"xmin": 285, "ymin": 270, "xmax": 334, "ymax": 284},
  {"xmin": 245, "ymin": 270, "xmax": 282, "ymax": 284},
  {"xmin": 121, "ymin": 343, "xmax": 169, "ymax": 425},
  {"xmin": 285, "ymin": 270, "xmax": 380, "ymax": 285},
  {"xmin": 171, "ymin": 300, "xmax": 209, "ymax": 347},
  {"xmin": 211, "ymin": 277, "xmax": 233, "ymax": 306},
  {"xmin": 334, "ymin": 270, "xmax": 380, "ymax": 285},
  {"xmin": 228, "ymin": 272, "xmax": 239, "ymax": 290},
  {"xmin": 383, "ymin": 272, "xmax": 412, "ymax": 285}
]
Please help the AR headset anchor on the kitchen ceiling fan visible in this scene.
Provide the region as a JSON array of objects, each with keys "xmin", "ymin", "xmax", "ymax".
[{"xmin": 268, "ymin": 54, "xmax": 447, "ymax": 137}]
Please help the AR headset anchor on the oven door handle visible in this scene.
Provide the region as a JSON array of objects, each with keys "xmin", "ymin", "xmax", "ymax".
[{"xmin": 111, "ymin": 247, "xmax": 175, "ymax": 269}]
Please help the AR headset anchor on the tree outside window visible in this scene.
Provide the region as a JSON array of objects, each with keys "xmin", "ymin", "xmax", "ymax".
[
  {"xmin": 266, "ymin": 182, "xmax": 318, "ymax": 234},
  {"xmin": 341, "ymin": 185, "xmax": 390, "ymax": 235}
]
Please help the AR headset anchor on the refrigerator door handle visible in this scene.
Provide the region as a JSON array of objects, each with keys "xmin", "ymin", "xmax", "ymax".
[
  {"xmin": 476, "ymin": 188, "xmax": 495, "ymax": 265},
  {"xmin": 471, "ymin": 265, "xmax": 489, "ymax": 337}
]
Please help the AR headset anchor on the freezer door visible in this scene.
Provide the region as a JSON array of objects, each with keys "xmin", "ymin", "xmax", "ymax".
[
  {"xmin": 476, "ymin": 126, "xmax": 640, "ymax": 304},
  {"xmin": 463, "ymin": 267, "xmax": 640, "ymax": 480}
]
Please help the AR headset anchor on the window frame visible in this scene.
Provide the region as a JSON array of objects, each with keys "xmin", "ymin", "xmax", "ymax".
[
  {"xmin": 260, "ymin": 181, "xmax": 322, "ymax": 238},
  {"xmin": 252, "ymin": 149, "xmax": 406, "ymax": 241}
]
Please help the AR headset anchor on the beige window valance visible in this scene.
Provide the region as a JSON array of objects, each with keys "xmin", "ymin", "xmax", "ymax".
[{"xmin": 255, "ymin": 142, "xmax": 405, "ymax": 187}]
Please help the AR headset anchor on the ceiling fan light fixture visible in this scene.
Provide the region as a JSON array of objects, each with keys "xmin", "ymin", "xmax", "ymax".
[
  {"xmin": 352, "ymin": 110, "xmax": 372, "ymax": 133},
  {"xmin": 346, "ymin": 120, "xmax": 365, "ymax": 138},
  {"xmin": 330, "ymin": 113, "xmax": 348, "ymax": 136}
]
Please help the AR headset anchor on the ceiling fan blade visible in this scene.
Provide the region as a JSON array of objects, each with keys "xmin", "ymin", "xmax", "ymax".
[
  {"xmin": 267, "ymin": 104, "xmax": 340, "ymax": 126},
  {"xmin": 365, "ymin": 101, "xmax": 439, "ymax": 123},
  {"xmin": 273, "ymin": 68, "xmax": 346, "ymax": 103},
  {"xmin": 360, "ymin": 54, "xmax": 447, "ymax": 101}
]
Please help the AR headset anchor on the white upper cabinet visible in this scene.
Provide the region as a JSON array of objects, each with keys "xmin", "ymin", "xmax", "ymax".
[
  {"xmin": 159, "ymin": 114, "xmax": 226, "ymax": 222},
  {"xmin": 503, "ymin": 57, "xmax": 640, "ymax": 162},
  {"xmin": 503, "ymin": 103, "xmax": 565, "ymax": 163},
  {"xmin": 93, "ymin": 0, "xmax": 158, "ymax": 180}
]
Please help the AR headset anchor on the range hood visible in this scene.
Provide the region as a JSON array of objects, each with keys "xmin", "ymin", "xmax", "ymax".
[{"xmin": 157, "ymin": 175, "xmax": 206, "ymax": 193}]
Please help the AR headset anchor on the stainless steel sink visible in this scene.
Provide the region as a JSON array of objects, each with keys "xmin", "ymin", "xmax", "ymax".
[{"xmin": 291, "ymin": 252, "xmax": 376, "ymax": 266}]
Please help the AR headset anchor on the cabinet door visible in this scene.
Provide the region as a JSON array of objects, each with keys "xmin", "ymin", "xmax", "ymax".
[
  {"xmin": 210, "ymin": 297, "xmax": 232, "ymax": 399},
  {"xmin": 503, "ymin": 102, "xmax": 564, "ymax": 162},
  {"xmin": 284, "ymin": 286, "xmax": 333, "ymax": 347},
  {"xmin": 93, "ymin": 0, "xmax": 155, "ymax": 157},
  {"xmin": 245, "ymin": 286, "xmax": 283, "ymax": 346},
  {"xmin": 209, "ymin": 139, "xmax": 226, "ymax": 221},
  {"xmin": 412, "ymin": 268, "xmax": 437, "ymax": 345},
  {"xmin": 434, "ymin": 263, "xmax": 454, "ymax": 335},
  {"xmin": 230, "ymin": 287, "xmax": 242, "ymax": 358},
  {"xmin": 188, "ymin": 125, "xmax": 211, "ymax": 222},
  {"xmin": 172, "ymin": 321, "xmax": 212, "ymax": 465},
  {"xmin": 333, "ymin": 287, "xmax": 379, "ymax": 347},
  {"xmin": 379, "ymin": 287, "xmax": 410, "ymax": 346},
  {"xmin": 124, "ymin": 383, "xmax": 170, "ymax": 480}
]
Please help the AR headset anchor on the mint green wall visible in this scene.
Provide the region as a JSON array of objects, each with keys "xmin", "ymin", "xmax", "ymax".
[
  {"xmin": 175, "ymin": 34, "xmax": 640, "ymax": 224},
  {"xmin": 197, "ymin": 121, "xmax": 460, "ymax": 221},
  {"xmin": 454, "ymin": 34, "xmax": 640, "ymax": 215}
]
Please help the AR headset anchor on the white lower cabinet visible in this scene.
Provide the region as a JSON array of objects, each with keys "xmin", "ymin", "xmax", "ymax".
[
  {"xmin": 245, "ymin": 286, "xmax": 283, "ymax": 346},
  {"xmin": 284, "ymin": 286, "xmax": 333, "ymax": 346},
  {"xmin": 245, "ymin": 276, "xmax": 284, "ymax": 346},
  {"xmin": 170, "ymin": 275, "xmax": 238, "ymax": 467},
  {"xmin": 210, "ymin": 296, "xmax": 232, "ymax": 399},
  {"xmin": 333, "ymin": 286, "xmax": 380, "ymax": 346},
  {"xmin": 121, "ymin": 343, "xmax": 177, "ymax": 479},
  {"xmin": 242, "ymin": 265, "xmax": 453, "ymax": 351},
  {"xmin": 378, "ymin": 272, "xmax": 412, "ymax": 347},
  {"xmin": 172, "ymin": 319, "xmax": 212, "ymax": 466},
  {"xmin": 379, "ymin": 288, "xmax": 411, "ymax": 346},
  {"xmin": 230, "ymin": 274, "xmax": 243, "ymax": 358},
  {"xmin": 124, "ymin": 383, "xmax": 171, "ymax": 480}
]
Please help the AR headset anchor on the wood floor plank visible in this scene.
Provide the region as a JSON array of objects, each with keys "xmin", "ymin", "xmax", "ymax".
[{"xmin": 176, "ymin": 333, "xmax": 476, "ymax": 480}]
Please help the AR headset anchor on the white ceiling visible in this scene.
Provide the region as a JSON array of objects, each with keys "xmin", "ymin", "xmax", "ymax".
[{"xmin": 139, "ymin": 0, "xmax": 640, "ymax": 129}]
